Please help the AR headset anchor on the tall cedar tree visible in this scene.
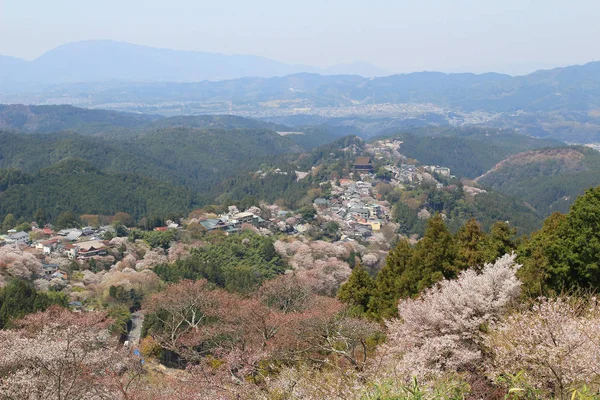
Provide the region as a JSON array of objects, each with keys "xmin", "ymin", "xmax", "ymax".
[
  {"xmin": 408, "ymin": 214, "xmax": 458, "ymax": 294},
  {"xmin": 337, "ymin": 262, "xmax": 375, "ymax": 316},
  {"xmin": 368, "ymin": 239, "xmax": 414, "ymax": 319},
  {"xmin": 484, "ymin": 221, "xmax": 517, "ymax": 262},
  {"xmin": 454, "ymin": 218, "xmax": 488, "ymax": 271}
]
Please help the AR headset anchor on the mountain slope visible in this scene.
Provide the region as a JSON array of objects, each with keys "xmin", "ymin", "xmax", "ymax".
[
  {"xmin": 0, "ymin": 124, "xmax": 303, "ymax": 191},
  {"xmin": 387, "ymin": 128, "xmax": 563, "ymax": 178},
  {"xmin": 476, "ymin": 147, "xmax": 600, "ymax": 215},
  {"xmin": 0, "ymin": 159, "xmax": 196, "ymax": 221},
  {"xmin": 0, "ymin": 104, "xmax": 159, "ymax": 135}
]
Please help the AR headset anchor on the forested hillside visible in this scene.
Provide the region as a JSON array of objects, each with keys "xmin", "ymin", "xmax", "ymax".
[
  {"xmin": 477, "ymin": 146, "xmax": 600, "ymax": 215},
  {"xmin": 0, "ymin": 159, "xmax": 196, "ymax": 221},
  {"xmin": 0, "ymin": 127, "xmax": 301, "ymax": 190},
  {"xmin": 0, "ymin": 104, "xmax": 158, "ymax": 135},
  {"xmin": 391, "ymin": 128, "xmax": 561, "ymax": 178},
  {"xmin": 0, "ymin": 106, "xmax": 591, "ymax": 234}
]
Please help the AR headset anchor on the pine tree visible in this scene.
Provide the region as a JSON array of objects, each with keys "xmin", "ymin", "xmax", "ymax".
[
  {"xmin": 337, "ymin": 262, "xmax": 375, "ymax": 316},
  {"xmin": 368, "ymin": 239, "xmax": 414, "ymax": 319}
]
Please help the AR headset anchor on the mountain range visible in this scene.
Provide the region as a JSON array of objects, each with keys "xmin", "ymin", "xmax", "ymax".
[
  {"xmin": 0, "ymin": 40, "xmax": 390, "ymax": 88},
  {"xmin": 3, "ymin": 41, "xmax": 600, "ymax": 143}
]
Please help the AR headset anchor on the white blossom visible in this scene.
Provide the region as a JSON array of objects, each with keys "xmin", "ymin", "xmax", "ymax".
[{"xmin": 382, "ymin": 253, "xmax": 521, "ymax": 380}]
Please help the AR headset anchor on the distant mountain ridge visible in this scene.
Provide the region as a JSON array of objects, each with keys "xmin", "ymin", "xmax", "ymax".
[
  {"xmin": 0, "ymin": 104, "xmax": 346, "ymax": 149},
  {"xmin": 5, "ymin": 57, "xmax": 600, "ymax": 114},
  {"xmin": 0, "ymin": 40, "xmax": 390, "ymax": 87}
]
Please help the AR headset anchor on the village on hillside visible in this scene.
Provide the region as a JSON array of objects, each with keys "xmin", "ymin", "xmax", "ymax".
[{"xmin": 0, "ymin": 138, "xmax": 471, "ymax": 305}]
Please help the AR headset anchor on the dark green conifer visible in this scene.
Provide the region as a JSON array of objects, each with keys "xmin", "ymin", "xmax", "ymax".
[{"xmin": 337, "ymin": 262, "xmax": 375, "ymax": 316}]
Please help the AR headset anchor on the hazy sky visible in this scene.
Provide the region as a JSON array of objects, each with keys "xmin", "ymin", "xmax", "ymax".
[{"xmin": 1, "ymin": 0, "xmax": 599, "ymax": 75}]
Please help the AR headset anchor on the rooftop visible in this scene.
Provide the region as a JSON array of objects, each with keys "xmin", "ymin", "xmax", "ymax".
[{"xmin": 354, "ymin": 157, "xmax": 372, "ymax": 166}]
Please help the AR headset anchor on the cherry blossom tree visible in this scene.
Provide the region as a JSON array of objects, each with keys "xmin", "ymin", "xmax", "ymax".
[
  {"xmin": 486, "ymin": 296, "xmax": 600, "ymax": 399},
  {"xmin": 143, "ymin": 279, "xmax": 225, "ymax": 356},
  {"xmin": 0, "ymin": 306, "xmax": 141, "ymax": 400},
  {"xmin": 0, "ymin": 244, "xmax": 42, "ymax": 283},
  {"xmin": 381, "ymin": 253, "xmax": 522, "ymax": 380}
]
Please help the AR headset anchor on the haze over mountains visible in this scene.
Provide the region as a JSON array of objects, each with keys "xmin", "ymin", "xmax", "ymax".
[
  {"xmin": 2, "ymin": 40, "xmax": 600, "ymax": 143},
  {"xmin": 0, "ymin": 40, "xmax": 390, "ymax": 88}
]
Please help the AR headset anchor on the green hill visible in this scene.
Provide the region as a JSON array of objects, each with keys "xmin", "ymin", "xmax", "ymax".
[
  {"xmin": 388, "ymin": 128, "xmax": 562, "ymax": 178},
  {"xmin": 0, "ymin": 127, "xmax": 302, "ymax": 191},
  {"xmin": 477, "ymin": 146, "xmax": 600, "ymax": 215},
  {"xmin": 0, "ymin": 159, "xmax": 196, "ymax": 221},
  {"xmin": 0, "ymin": 104, "xmax": 158, "ymax": 135}
]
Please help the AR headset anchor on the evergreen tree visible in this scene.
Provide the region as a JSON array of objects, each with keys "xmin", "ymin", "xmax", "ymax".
[
  {"xmin": 56, "ymin": 211, "xmax": 81, "ymax": 230},
  {"xmin": 337, "ymin": 263, "xmax": 375, "ymax": 316},
  {"xmin": 518, "ymin": 187, "xmax": 600, "ymax": 295},
  {"xmin": 516, "ymin": 213, "xmax": 566, "ymax": 297},
  {"xmin": 33, "ymin": 208, "xmax": 47, "ymax": 227},
  {"xmin": 2, "ymin": 213, "xmax": 16, "ymax": 232},
  {"xmin": 368, "ymin": 239, "xmax": 414, "ymax": 319},
  {"xmin": 409, "ymin": 214, "xmax": 457, "ymax": 293},
  {"xmin": 484, "ymin": 221, "xmax": 517, "ymax": 262},
  {"xmin": 455, "ymin": 218, "xmax": 488, "ymax": 270},
  {"xmin": 0, "ymin": 280, "xmax": 67, "ymax": 329},
  {"xmin": 561, "ymin": 187, "xmax": 600, "ymax": 289}
]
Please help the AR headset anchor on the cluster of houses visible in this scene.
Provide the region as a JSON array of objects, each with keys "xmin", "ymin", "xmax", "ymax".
[
  {"xmin": 1, "ymin": 225, "xmax": 113, "ymax": 262},
  {"xmin": 314, "ymin": 177, "xmax": 388, "ymax": 240}
]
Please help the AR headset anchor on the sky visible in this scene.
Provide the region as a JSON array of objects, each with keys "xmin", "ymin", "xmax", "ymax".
[{"xmin": 1, "ymin": 0, "xmax": 599, "ymax": 75}]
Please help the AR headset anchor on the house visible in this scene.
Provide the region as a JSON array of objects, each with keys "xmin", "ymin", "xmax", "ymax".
[
  {"xmin": 353, "ymin": 225, "xmax": 372, "ymax": 238},
  {"xmin": 367, "ymin": 204, "xmax": 382, "ymax": 218},
  {"xmin": 42, "ymin": 263, "xmax": 59, "ymax": 276},
  {"xmin": 37, "ymin": 239, "xmax": 59, "ymax": 254},
  {"xmin": 230, "ymin": 212, "xmax": 266, "ymax": 228},
  {"xmin": 76, "ymin": 240, "xmax": 109, "ymax": 259},
  {"xmin": 363, "ymin": 219, "xmax": 381, "ymax": 231},
  {"xmin": 349, "ymin": 207, "xmax": 370, "ymax": 219},
  {"xmin": 200, "ymin": 218, "xmax": 229, "ymax": 231},
  {"xmin": 313, "ymin": 198, "xmax": 330, "ymax": 207},
  {"xmin": 51, "ymin": 270, "xmax": 68, "ymax": 281},
  {"xmin": 434, "ymin": 167, "xmax": 451, "ymax": 177},
  {"xmin": 59, "ymin": 229, "xmax": 83, "ymax": 241},
  {"xmin": 353, "ymin": 157, "xmax": 374, "ymax": 173},
  {"xmin": 64, "ymin": 240, "xmax": 108, "ymax": 260},
  {"xmin": 6, "ymin": 231, "xmax": 29, "ymax": 244},
  {"xmin": 232, "ymin": 212, "xmax": 255, "ymax": 224}
]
